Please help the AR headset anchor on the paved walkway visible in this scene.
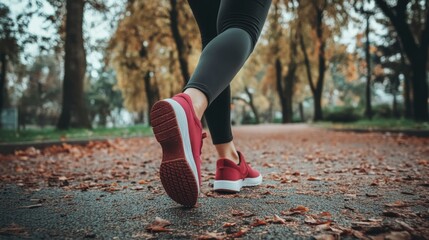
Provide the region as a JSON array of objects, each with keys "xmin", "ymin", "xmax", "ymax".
[{"xmin": 0, "ymin": 124, "xmax": 428, "ymax": 239}]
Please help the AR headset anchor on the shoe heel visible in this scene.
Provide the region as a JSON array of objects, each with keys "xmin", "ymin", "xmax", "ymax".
[
  {"xmin": 160, "ymin": 159, "xmax": 198, "ymax": 207},
  {"xmin": 150, "ymin": 100, "xmax": 198, "ymax": 207}
]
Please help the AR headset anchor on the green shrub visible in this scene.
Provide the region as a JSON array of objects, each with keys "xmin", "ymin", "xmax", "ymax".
[
  {"xmin": 323, "ymin": 106, "xmax": 361, "ymax": 122},
  {"xmin": 372, "ymin": 104, "xmax": 392, "ymax": 118}
]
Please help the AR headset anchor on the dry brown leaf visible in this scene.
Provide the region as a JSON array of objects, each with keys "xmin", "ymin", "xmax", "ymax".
[
  {"xmin": 319, "ymin": 211, "xmax": 332, "ymax": 218},
  {"xmin": 231, "ymin": 210, "xmax": 254, "ymax": 218},
  {"xmin": 0, "ymin": 223, "xmax": 26, "ymax": 236},
  {"xmin": 385, "ymin": 200, "xmax": 407, "ymax": 208},
  {"xmin": 313, "ymin": 233, "xmax": 336, "ymax": 240},
  {"xmin": 417, "ymin": 159, "xmax": 428, "ymax": 165},
  {"xmin": 384, "ymin": 231, "xmax": 411, "ymax": 240},
  {"xmin": 270, "ymin": 214, "xmax": 286, "ymax": 224},
  {"xmin": 282, "ymin": 205, "xmax": 310, "ymax": 216},
  {"xmin": 146, "ymin": 217, "xmax": 172, "ymax": 233},
  {"xmin": 138, "ymin": 179, "xmax": 149, "ymax": 184},
  {"xmin": 305, "ymin": 215, "xmax": 331, "ymax": 225},
  {"xmin": 18, "ymin": 204, "xmax": 42, "ymax": 209},
  {"xmin": 250, "ymin": 218, "xmax": 267, "ymax": 227},
  {"xmin": 197, "ymin": 232, "xmax": 224, "ymax": 240},
  {"xmin": 307, "ymin": 176, "xmax": 321, "ymax": 181},
  {"xmin": 222, "ymin": 222, "xmax": 236, "ymax": 228},
  {"xmin": 315, "ymin": 222, "xmax": 331, "ymax": 231},
  {"xmin": 304, "ymin": 215, "xmax": 318, "ymax": 225},
  {"xmin": 382, "ymin": 211, "xmax": 402, "ymax": 217},
  {"xmin": 231, "ymin": 227, "xmax": 249, "ymax": 238}
]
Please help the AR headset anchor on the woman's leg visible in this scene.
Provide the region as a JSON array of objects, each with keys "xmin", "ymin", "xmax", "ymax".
[
  {"xmin": 186, "ymin": 0, "xmax": 271, "ymax": 162},
  {"xmin": 186, "ymin": 0, "xmax": 236, "ymax": 161}
]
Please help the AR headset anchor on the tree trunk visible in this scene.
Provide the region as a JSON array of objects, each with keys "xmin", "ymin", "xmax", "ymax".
[
  {"xmin": 283, "ymin": 62, "xmax": 297, "ymax": 123},
  {"xmin": 411, "ymin": 60, "xmax": 429, "ymax": 121},
  {"xmin": 169, "ymin": 0, "xmax": 190, "ymax": 86},
  {"xmin": 375, "ymin": 0, "xmax": 429, "ymax": 121},
  {"xmin": 299, "ymin": 6, "xmax": 325, "ymax": 122},
  {"xmin": 136, "ymin": 111, "xmax": 145, "ymax": 124},
  {"xmin": 283, "ymin": 76, "xmax": 294, "ymax": 123},
  {"xmin": 401, "ymin": 52, "xmax": 413, "ymax": 118},
  {"xmin": 244, "ymin": 87, "xmax": 260, "ymax": 124},
  {"xmin": 392, "ymin": 93, "xmax": 399, "ymax": 118},
  {"xmin": 57, "ymin": 0, "xmax": 91, "ymax": 129},
  {"xmin": 364, "ymin": 13, "xmax": 373, "ymax": 119},
  {"xmin": 275, "ymin": 58, "xmax": 287, "ymax": 123},
  {"xmin": 314, "ymin": 8, "xmax": 326, "ymax": 121},
  {"xmin": 299, "ymin": 102, "xmax": 304, "ymax": 122},
  {"xmin": 313, "ymin": 89, "xmax": 323, "ymax": 121},
  {"xmin": 144, "ymin": 72, "xmax": 160, "ymax": 125},
  {"xmin": 0, "ymin": 53, "xmax": 6, "ymax": 128}
]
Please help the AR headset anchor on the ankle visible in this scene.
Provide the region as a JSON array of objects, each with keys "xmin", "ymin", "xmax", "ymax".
[
  {"xmin": 183, "ymin": 88, "xmax": 208, "ymax": 120},
  {"xmin": 215, "ymin": 142, "xmax": 240, "ymax": 164},
  {"xmin": 221, "ymin": 151, "xmax": 240, "ymax": 164}
]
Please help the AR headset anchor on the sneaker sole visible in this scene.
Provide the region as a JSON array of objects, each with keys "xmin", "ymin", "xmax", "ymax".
[
  {"xmin": 150, "ymin": 99, "xmax": 199, "ymax": 207},
  {"xmin": 213, "ymin": 175, "xmax": 263, "ymax": 193}
]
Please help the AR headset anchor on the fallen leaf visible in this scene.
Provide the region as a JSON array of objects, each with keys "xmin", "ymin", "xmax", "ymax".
[
  {"xmin": 307, "ymin": 176, "xmax": 321, "ymax": 181},
  {"xmin": 395, "ymin": 220, "xmax": 414, "ymax": 232},
  {"xmin": 315, "ymin": 222, "xmax": 331, "ymax": 231},
  {"xmin": 232, "ymin": 227, "xmax": 249, "ymax": 238},
  {"xmin": 250, "ymin": 218, "xmax": 267, "ymax": 227},
  {"xmin": 304, "ymin": 215, "xmax": 318, "ymax": 225},
  {"xmin": 262, "ymin": 163, "xmax": 274, "ymax": 168},
  {"xmin": 0, "ymin": 223, "xmax": 26, "ymax": 236},
  {"xmin": 131, "ymin": 232, "xmax": 153, "ymax": 238},
  {"xmin": 385, "ymin": 200, "xmax": 407, "ymax": 208},
  {"xmin": 146, "ymin": 217, "xmax": 172, "ymax": 233},
  {"xmin": 382, "ymin": 211, "xmax": 402, "ymax": 218},
  {"xmin": 18, "ymin": 204, "xmax": 42, "ymax": 209},
  {"xmin": 417, "ymin": 159, "xmax": 428, "ymax": 165},
  {"xmin": 384, "ymin": 231, "xmax": 411, "ymax": 240},
  {"xmin": 366, "ymin": 193, "xmax": 378, "ymax": 197},
  {"xmin": 138, "ymin": 179, "xmax": 149, "ymax": 184},
  {"xmin": 231, "ymin": 210, "xmax": 254, "ymax": 218},
  {"xmin": 222, "ymin": 222, "xmax": 236, "ymax": 228},
  {"xmin": 282, "ymin": 205, "xmax": 309, "ymax": 215},
  {"xmin": 270, "ymin": 214, "xmax": 286, "ymax": 224},
  {"xmin": 197, "ymin": 232, "xmax": 224, "ymax": 240},
  {"xmin": 319, "ymin": 211, "xmax": 332, "ymax": 218},
  {"xmin": 313, "ymin": 233, "xmax": 336, "ymax": 240},
  {"xmin": 131, "ymin": 186, "xmax": 144, "ymax": 190},
  {"xmin": 305, "ymin": 215, "xmax": 331, "ymax": 225}
]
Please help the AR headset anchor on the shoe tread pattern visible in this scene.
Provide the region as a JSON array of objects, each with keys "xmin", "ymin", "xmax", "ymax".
[{"xmin": 150, "ymin": 101, "xmax": 198, "ymax": 207}]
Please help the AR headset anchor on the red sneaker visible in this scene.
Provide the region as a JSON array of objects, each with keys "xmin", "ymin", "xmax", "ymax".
[
  {"xmin": 214, "ymin": 151, "xmax": 262, "ymax": 192},
  {"xmin": 150, "ymin": 93, "xmax": 205, "ymax": 206}
]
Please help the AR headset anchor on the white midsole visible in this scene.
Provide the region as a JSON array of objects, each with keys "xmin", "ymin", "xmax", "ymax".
[
  {"xmin": 213, "ymin": 175, "xmax": 262, "ymax": 192},
  {"xmin": 164, "ymin": 99, "xmax": 200, "ymax": 193},
  {"xmin": 243, "ymin": 174, "xmax": 263, "ymax": 186}
]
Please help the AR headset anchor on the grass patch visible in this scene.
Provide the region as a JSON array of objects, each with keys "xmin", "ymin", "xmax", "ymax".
[
  {"xmin": 315, "ymin": 118, "xmax": 429, "ymax": 131},
  {"xmin": 0, "ymin": 125, "xmax": 153, "ymax": 144}
]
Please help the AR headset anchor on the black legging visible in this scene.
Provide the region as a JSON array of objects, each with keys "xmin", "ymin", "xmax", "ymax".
[{"xmin": 185, "ymin": 0, "xmax": 271, "ymax": 144}]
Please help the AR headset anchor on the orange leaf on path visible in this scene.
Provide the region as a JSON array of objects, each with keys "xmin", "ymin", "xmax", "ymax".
[
  {"xmin": 146, "ymin": 217, "xmax": 172, "ymax": 233},
  {"xmin": 385, "ymin": 200, "xmax": 407, "ymax": 208},
  {"xmin": 222, "ymin": 222, "xmax": 236, "ymax": 228},
  {"xmin": 250, "ymin": 218, "xmax": 267, "ymax": 227},
  {"xmin": 282, "ymin": 205, "xmax": 309, "ymax": 215}
]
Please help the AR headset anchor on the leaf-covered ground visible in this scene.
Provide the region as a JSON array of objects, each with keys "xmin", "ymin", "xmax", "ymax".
[{"xmin": 0, "ymin": 124, "xmax": 428, "ymax": 239}]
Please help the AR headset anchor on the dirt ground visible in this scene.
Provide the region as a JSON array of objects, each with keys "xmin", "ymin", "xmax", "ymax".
[{"xmin": 0, "ymin": 124, "xmax": 428, "ymax": 239}]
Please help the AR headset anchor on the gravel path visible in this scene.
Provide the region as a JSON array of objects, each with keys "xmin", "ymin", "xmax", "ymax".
[{"xmin": 1, "ymin": 124, "xmax": 428, "ymax": 239}]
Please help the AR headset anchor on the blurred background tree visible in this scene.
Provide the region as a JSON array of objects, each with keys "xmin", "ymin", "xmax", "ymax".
[{"xmin": 1, "ymin": 0, "xmax": 428, "ymax": 134}]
